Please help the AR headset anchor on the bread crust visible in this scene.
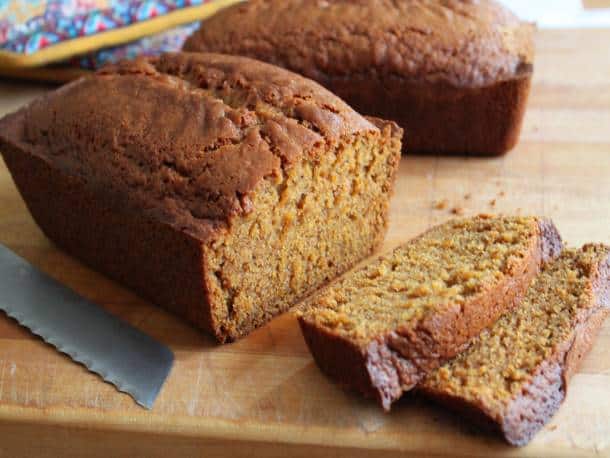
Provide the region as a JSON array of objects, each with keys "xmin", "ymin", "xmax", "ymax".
[
  {"xmin": 0, "ymin": 131, "xmax": 220, "ymax": 338},
  {"xmin": 327, "ymin": 74, "xmax": 532, "ymax": 155},
  {"xmin": 184, "ymin": 0, "xmax": 535, "ymax": 155},
  {"xmin": 298, "ymin": 218, "xmax": 562, "ymax": 410},
  {"xmin": 420, "ymin": 246, "xmax": 610, "ymax": 446},
  {"xmin": 4, "ymin": 52, "xmax": 378, "ymax": 239}
]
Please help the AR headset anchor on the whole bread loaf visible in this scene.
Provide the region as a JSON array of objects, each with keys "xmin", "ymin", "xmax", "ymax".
[
  {"xmin": 0, "ymin": 52, "xmax": 402, "ymax": 343},
  {"xmin": 298, "ymin": 215, "xmax": 561, "ymax": 409},
  {"xmin": 421, "ymin": 244, "xmax": 610, "ymax": 446},
  {"xmin": 184, "ymin": 0, "xmax": 534, "ymax": 155}
]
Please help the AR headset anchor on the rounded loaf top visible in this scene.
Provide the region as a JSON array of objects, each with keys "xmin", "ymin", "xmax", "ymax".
[
  {"xmin": 184, "ymin": 0, "xmax": 534, "ymax": 88},
  {"xmin": 9, "ymin": 52, "xmax": 379, "ymax": 237}
]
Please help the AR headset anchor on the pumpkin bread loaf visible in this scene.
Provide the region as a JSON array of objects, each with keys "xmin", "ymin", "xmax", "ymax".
[
  {"xmin": 184, "ymin": 0, "xmax": 534, "ymax": 155},
  {"xmin": 421, "ymin": 244, "xmax": 610, "ymax": 446},
  {"xmin": 298, "ymin": 216, "xmax": 562, "ymax": 409},
  {"xmin": 0, "ymin": 52, "xmax": 402, "ymax": 343}
]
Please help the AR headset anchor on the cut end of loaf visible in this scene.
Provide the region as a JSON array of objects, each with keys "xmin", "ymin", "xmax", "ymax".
[{"xmin": 204, "ymin": 124, "xmax": 402, "ymax": 342}]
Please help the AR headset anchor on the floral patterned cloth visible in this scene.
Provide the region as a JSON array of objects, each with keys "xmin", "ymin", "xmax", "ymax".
[
  {"xmin": 72, "ymin": 20, "xmax": 198, "ymax": 69},
  {"xmin": 0, "ymin": 0, "xmax": 205, "ymax": 55}
]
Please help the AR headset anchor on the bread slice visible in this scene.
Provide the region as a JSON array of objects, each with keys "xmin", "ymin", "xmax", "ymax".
[
  {"xmin": 0, "ymin": 52, "xmax": 402, "ymax": 343},
  {"xmin": 298, "ymin": 215, "xmax": 562, "ymax": 409},
  {"xmin": 184, "ymin": 0, "xmax": 534, "ymax": 155},
  {"xmin": 420, "ymin": 244, "xmax": 610, "ymax": 446}
]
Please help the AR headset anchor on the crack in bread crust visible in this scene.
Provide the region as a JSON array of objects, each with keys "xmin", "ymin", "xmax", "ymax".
[
  {"xmin": 184, "ymin": 0, "xmax": 534, "ymax": 88},
  {"xmin": 6, "ymin": 52, "xmax": 379, "ymax": 239}
]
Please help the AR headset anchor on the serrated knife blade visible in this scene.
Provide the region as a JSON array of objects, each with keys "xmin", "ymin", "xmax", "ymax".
[{"xmin": 0, "ymin": 244, "xmax": 174, "ymax": 409}]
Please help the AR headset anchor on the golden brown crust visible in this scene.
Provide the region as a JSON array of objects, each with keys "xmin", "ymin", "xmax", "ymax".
[
  {"xmin": 329, "ymin": 75, "xmax": 532, "ymax": 155},
  {"xmin": 184, "ymin": 0, "xmax": 534, "ymax": 155},
  {"xmin": 298, "ymin": 218, "xmax": 562, "ymax": 410},
  {"xmin": 185, "ymin": 0, "xmax": 534, "ymax": 88},
  {"xmin": 1, "ymin": 52, "xmax": 379, "ymax": 240},
  {"xmin": 0, "ymin": 137, "xmax": 219, "ymax": 336}
]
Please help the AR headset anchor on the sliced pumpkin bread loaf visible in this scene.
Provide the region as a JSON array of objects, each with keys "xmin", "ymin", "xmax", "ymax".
[
  {"xmin": 298, "ymin": 215, "xmax": 562, "ymax": 409},
  {"xmin": 0, "ymin": 52, "xmax": 402, "ymax": 343},
  {"xmin": 421, "ymin": 244, "xmax": 610, "ymax": 446}
]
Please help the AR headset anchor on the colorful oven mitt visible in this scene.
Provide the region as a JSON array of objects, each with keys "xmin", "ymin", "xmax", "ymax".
[{"xmin": 0, "ymin": 0, "xmax": 240, "ymax": 81}]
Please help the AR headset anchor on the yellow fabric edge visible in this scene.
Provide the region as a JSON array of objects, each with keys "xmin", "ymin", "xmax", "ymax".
[
  {"xmin": 0, "ymin": 0, "xmax": 241, "ymax": 69},
  {"xmin": 0, "ymin": 66, "xmax": 89, "ymax": 83}
]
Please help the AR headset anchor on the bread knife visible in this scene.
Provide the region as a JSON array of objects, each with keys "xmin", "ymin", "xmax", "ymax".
[{"xmin": 0, "ymin": 244, "xmax": 174, "ymax": 409}]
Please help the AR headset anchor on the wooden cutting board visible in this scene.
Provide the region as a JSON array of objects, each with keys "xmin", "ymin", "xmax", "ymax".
[{"xmin": 0, "ymin": 29, "xmax": 609, "ymax": 458}]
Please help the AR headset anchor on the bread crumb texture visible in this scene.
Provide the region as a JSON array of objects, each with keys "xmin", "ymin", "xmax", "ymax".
[
  {"xmin": 433, "ymin": 199, "xmax": 448, "ymax": 210},
  {"xmin": 206, "ymin": 127, "xmax": 400, "ymax": 340},
  {"xmin": 300, "ymin": 215, "xmax": 541, "ymax": 344},
  {"xmin": 424, "ymin": 244, "xmax": 610, "ymax": 413},
  {"xmin": 451, "ymin": 206, "xmax": 465, "ymax": 215}
]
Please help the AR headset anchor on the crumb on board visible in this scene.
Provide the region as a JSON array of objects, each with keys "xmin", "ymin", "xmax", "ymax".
[
  {"xmin": 451, "ymin": 206, "xmax": 464, "ymax": 215},
  {"xmin": 498, "ymin": 191, "xmax": 506, "ymax": 197},
  {"xmin": 547, "ymin": 424, "xmax": 558, "ymax": 431},
  {"xmin": 489, "ymin": 199, "xmax": 497, "ymax": 207},
  {"xmin": 464, "ymin": 193, "xmax": 472, "ymax": 200},
  {"xmin": 433, "ymin": 199, "xmax": 448, "ymax": 210}
]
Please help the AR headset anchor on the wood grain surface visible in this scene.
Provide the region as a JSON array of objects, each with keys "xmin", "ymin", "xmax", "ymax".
[{"xmin": 0, "ymin": 29, "xmax": 609, "ymax": 458}]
